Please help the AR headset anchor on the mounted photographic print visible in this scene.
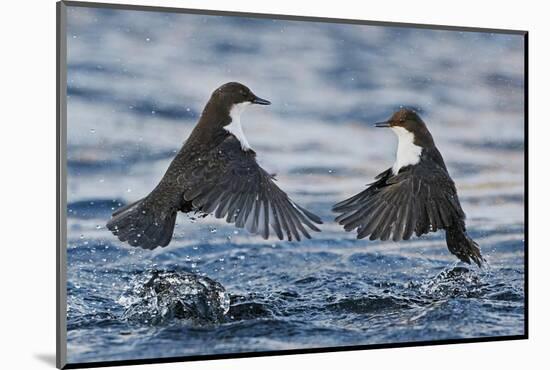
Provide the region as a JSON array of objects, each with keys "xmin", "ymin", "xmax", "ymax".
[{"xmin": 56, "ymin": 1, "xmax": 528, "ymax": 368}]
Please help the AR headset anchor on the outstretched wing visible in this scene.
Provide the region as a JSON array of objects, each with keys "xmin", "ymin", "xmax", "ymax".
[
  {"xmin": 178, "ymin": 136, "xmax": 322, "ymax": 241},
  {"xmin": 333, "ymin": 163, "xmax": 465, "ymax": 242}
]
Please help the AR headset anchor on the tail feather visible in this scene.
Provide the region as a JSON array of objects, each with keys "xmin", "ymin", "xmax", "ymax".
[
  {"xmin": 111, "ymin": 199, "xmax": 141, "ymax": 217},
  {"xmin": 106, "ymin": 197, "xmax": 177, "ymax": 250},
  {"xmin": 445, "ymin": 225, "xmax": 484, "ymax": 267}
]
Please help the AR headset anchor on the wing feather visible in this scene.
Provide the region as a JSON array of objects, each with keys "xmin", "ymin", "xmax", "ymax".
[
  {"xmin": 178, "ymin": 136, "xmax": 322, "ymax": 241},
  {"xmin": 334, "ymin": 162, "xmax": 465, "ymax": 242}
]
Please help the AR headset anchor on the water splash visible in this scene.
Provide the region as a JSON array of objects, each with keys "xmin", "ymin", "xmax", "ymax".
[
  {"xmin": 119, "ymin": 269, "xmax": 230, "ymax": 325},
  {"xmin": 411, "ymin": 266, "xmax": 489, "ymax": 299}
]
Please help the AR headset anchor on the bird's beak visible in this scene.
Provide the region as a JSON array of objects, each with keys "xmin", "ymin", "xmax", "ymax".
[
  {"xmin": 373, "ymin": 121, "xmax": 391, "ymax": 128},
  {"xmin": 251, "ymin": 96, "xmax": 271, "ymax": 105}
]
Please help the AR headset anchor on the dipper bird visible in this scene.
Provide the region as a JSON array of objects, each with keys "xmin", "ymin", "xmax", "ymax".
[
  {"xmin": 107, "ymin": 82, "xmax": 322, "ymax": 249},
  {"xmin": 332, "ymin": 108, "xmax": 483, "ymax": 266}
]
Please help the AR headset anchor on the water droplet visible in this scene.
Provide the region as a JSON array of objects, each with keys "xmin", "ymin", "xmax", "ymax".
[
  {"xmin": 209, "ymin": 227, "xmax": 217, "ymax": 234},
  {"xmin": 96, "ymin": 225, "xmax": 102, "ymax": 230},
  {"xmin": 79, "ymin": 234, "xmax": 84, "ymax": 239},
  {"xmin": 127, "ymin": 188, "xmax": 132, "ymax": 193},
  {"xmin": 90, "ymin": 128, "xmax": 96, "ymax": 134},
  {"xmin": 146, "ymin": 37, "xmax": 150, "ymax": 42}
]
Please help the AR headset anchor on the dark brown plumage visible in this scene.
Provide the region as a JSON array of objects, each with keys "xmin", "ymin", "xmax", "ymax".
[
  {"xmin": 333, "ymin": 108, "xmax": 483, "ymax": 266},
  {"xmin": 107, "ymin": 82, "xmax": 322, "ymax": 249}
]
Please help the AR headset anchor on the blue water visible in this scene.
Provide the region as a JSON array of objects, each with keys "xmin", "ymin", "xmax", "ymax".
[{"xmin": 65, "ymin": 6, "xmax": 525, "ymax": 364}]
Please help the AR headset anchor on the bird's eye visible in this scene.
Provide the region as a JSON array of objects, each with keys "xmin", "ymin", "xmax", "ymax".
[{"xmin": 240, "ymin": 90, "xmax": 246, "ymax": 96}]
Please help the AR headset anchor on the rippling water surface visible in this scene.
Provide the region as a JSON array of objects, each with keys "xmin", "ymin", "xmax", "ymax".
[{"xmin": 65, "ymin": 6, "xmax": 525, "ymax": 364}]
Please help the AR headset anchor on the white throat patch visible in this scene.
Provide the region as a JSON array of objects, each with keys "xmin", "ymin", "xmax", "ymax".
[
  {"xmin": 225, "ymin": 102, "xmax": 252, "ymax": 151},
  {"xmin": 391, "ymin": 126, "xmax": 422, "ymax": 175}
]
